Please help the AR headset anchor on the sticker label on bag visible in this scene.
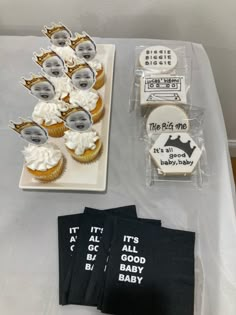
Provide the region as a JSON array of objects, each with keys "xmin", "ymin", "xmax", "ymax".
[{"xmin": 140, "ymin": 75, "xmax": 187, "ymax": 105}]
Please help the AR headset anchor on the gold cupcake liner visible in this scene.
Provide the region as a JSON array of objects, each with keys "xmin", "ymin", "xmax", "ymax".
[
  {"xmin": 92, "ymin": 105, "xmax": 105, "ymax": 124},
  {"xmin": 44, "ymin": 124, "xmax": 68, "ymax": 138},
  {"xmin": 94, "ymin": 70, "xmax": 105, "ymax": 90},
  {"xmin": 68, "ymin": 140, "xmax": 102, "ymax": 163},
  {"xmin": 27, "ymin": 157, "xmax": 64, "ymax": 182}
]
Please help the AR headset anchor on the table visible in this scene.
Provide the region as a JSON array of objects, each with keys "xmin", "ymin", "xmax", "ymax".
[{"xmin": 0, "ymin": 36, "xmax": 236, "ymax": 315}]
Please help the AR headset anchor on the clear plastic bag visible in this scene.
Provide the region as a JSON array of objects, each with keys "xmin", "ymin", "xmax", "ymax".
[
  {"xmin": 129, "ymin": 45, "xmax": 192, "ymax": 112},
  {"xmin": 129, "ymin": 44, "xmax": 208, "ymax": 188},
  {"xmin": 145, "ymin": 129, "xmax": 209, "ymax": 188},
  {"xmin": 137, "ymin": 104, "xmax": 205, "ymax": 140}
]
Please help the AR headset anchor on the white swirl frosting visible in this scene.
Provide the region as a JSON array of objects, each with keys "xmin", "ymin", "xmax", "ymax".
[
  {"xmin": 64, "ymin": 130, "xmax": 99, "ymax": 156},
  {"xmin": 46, "ymin": 75, "xmax": 72, "ymax": 99},
  {"xmin": 69, "ymin": 89, "xmax": 99, "ymax": 111},
  {"xmin": 51, "ymin": 45, "xmax": 76, "ymax": 64},
  {"xmin": 23, "ymin": 143, "xmax": 62, "ymax": 171},
  {"xmin": 75, "ymin": 58, "xmax": 102, "ymax": 72},
  {"xmin": 32, "ymin": 101, "xmax": 69, "ymax": 126},
  {"xmin": 88, "ymin": 59, "xmax": 102, "ymax": 72}
]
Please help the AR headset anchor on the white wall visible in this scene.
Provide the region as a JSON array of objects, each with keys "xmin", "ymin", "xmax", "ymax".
[{"xmin": 0, "ymin": 0, "xmax": 235, "ymax": 139}]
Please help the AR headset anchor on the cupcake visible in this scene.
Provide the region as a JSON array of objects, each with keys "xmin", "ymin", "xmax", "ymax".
[
  {"xmin": 42, "ymin": 23, "xmax": 76, "ymax": 66},
  {"xmin": 23, "ymin": 143, "xmax": 64, "ymax": 181},
  {"xmin": 64, "ymin": 130, "xmax": 102, "ymax": 163},
  {"xmin": 86, "ymin": 58, "xmax": 105, "ymax": 90},
  {"xmin": 70, "ymin": 32, "xmax": 105, "ymax": 89},
  {"xmin": 22, "ymin": 74, "xmax": 69, "ymax": 136},
  {"xmin": 69, "ymin": 89, "xmax": 104, "ymax": 123},
  {"xmin": 47, "ymin": 75, "xmax": 73, "ymax": 100},
  {"xmin": 33, "ymin": 49, "xmax": 73, "ymax": 100},
  {"xmin": 32, "ymin": 101, "xmax": 68, "ymax": 137},
  {"xmin": 66, "ymin": 62, "xmax": 104, "ymax": 123},
  {"xmin": 78, "ymin": 59, "xmax": 105, "ymax": 90}
]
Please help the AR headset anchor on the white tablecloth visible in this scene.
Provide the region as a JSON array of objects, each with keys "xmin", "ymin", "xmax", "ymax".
[{"xmin": 0, "ymin": 36, "xmax": 236, "ymax": 315}]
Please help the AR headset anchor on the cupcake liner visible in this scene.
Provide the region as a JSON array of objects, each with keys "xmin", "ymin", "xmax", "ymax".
[
  {"xmin": 85, "ymin": 144, "xmax": 103, "ymax": 164},
  {"xmin": 44, "ymin": 123, "xmax": 68, "ymax": 138},
  {"xmin": 94, "ymin": 69, "xmax": 105, "ymax": 90},
  {"xmin": 27, "ymin": 157, "xmax": 65, "ymax": 182},
  {"xmin": 67, "ymin": 140, "xmax": 102, "ymax": 163},
  {"xmin": 92, "ymin": 106, "xmax": 105, "ymax": 124},
  {"xmin": 91, "ymin": 96, "xmax": 105, "ymax": 124}
]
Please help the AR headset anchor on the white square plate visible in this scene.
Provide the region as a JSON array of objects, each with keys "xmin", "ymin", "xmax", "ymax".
[{"xmin": 19, "ymin": 44, "xmax": 116, "ymax": 191}]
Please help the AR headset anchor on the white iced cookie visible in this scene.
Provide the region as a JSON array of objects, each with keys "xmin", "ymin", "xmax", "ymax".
[
  {"xmin": 139, "ymin": 46, "xmax": 177, "ymax": 73},
  {"xmin": 146, "ymin": 105, "xmax": 189, "ymax": 136},
  {"xmin": 23, "ymin": 143, "xmax": 62, "ymax": 171},
  {"xmin": 140, "ymin": 75, "xmax": 186, "ymax": 105},
  {"xmin": 149, "ymin": 133, "xmax": 202, "ymax": 175}
]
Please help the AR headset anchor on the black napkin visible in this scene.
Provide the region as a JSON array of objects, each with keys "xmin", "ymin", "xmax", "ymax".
[
  {"xmin": 85, "ymin": 216, "xmax": 162, "ymax": 308},
  {"xmin": 100, "ymin": 217, "xmax": 195, "ymax": 315},
  {"xmin": 60, "ymin": 205, "xmax": 137, "ymax": 305},
  {"xmin": 84, "ymin": 205, "xmax": 137, "ymax": 217},
  {"xmin": 58, "ymin": 205, "xmax": 137, "ymax": 305},
  {"xmin": 58, "ymin": 213, "xmax": 84, "ymax": 305}
]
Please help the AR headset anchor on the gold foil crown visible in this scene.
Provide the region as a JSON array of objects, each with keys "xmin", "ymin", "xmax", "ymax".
[
  {"xmin": 60, "ymin": 107, "xmax": 89, "ymax": 121},
  {"xmin": 9, "ymin": 118, "xmax": 42, "ymax": 134},
  {"xmin": 22, "ymin": 74, "xmax": 51, "ymax": 90},
  {"xmin": 70, "ymin": 32, "xmax": 96, "ymax": 51},
  {"xmin": 66, "ymin": 62, "xmax": 95, "ymax": 79},
  {"xmin": 33, "ymin": 48, "xmax": 60, "ymax": 67},
  {"xmin": 42, "ymin": 23, "xmax": 71, "ymax": 38}
]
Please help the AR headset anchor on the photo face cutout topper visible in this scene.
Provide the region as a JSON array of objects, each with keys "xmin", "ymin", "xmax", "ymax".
[
  {"xmin": 9, "ymin": 119, "xmax": 48, "ymax": 145},
  {"xmin": 72, "ymin": 67, "xmax": 95, "ymax": 90},
  {"xmin": 43, "ymin": 56, "xmax": 65, "ymax": 77},
  {"xmin": 33, "ymin": 49, "xmax": 66, "ymax": 78},
  {"xmin": 61, "ymin": 107, "xmax": 93, "ymax": 132},
  {"xmin": 22, "ymin": 75, "xmax": 56, "ymax": 101},
  {"xmin": 31, "ymin": 80, "xmax": 55, "ymax": 101},
  {"xmin": 51, "ymin": 30, "xmax": 71, "ymax": 47},
  {"xmin": 71, "ymin": 32, "xmax": 96, "ymax": 61},
  {"xmin": 42, "ymin": 23, "xmax": 72, "ymax": 48},
  {"xmin": 67, "ymin": 63, "xmax": 96, "ymax": 91},
  {"xmin": 76, "ymin": 39, "xmax": 96, "ymax": 61}
]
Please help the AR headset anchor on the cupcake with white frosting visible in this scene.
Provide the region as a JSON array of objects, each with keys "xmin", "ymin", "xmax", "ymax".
[
  {"xmin": 65, "ymin": 62, "xmax": 104, "ymax": 123},
  {"xmin": 62, "ymin": 107, "xmax": 102, "ymax": 163},
  {"xmin": 51, "ymin": 46, "xmax": 76, "ymax": 66},
  {"xmin": 33, "ymin": 48, "xmax": 73, "ymax": 100},
  {"xmin": 22, "ymin": 74, "xmax": 69, "ymax": 137},
  {"xmin": 32, "ymin": 101, "xmax": 69, "ymax": 137},
  {"xmin": 69, "ymin": 88, "xmax": 103, "ymax": 123},
  {"xmin": 76, "ymin": 58, "xmax": 104, "ymax": 90},
  {"xmin": 64, "ymin": 129, "xmax": 102, "ymax": 163},
  {"xmin": 70, "ymin": 32, "xmax": 105, "ymax": 89},
  {"xmin": 9, "ymin": 118, "xmax": 65, "ymax": 182},
  {"xmin": 86, "ymin": 59, "xmax": 105, "ymax": 90},
  {"xmin": 47, "ymin": 75, "xmax": 72, "ymax": 100},
  {"xmin": 23, "ymin": 143, "xmax": 64, "ymax": 181},
  {"xmin": 42, "ymin": 23, "xmax": 76, "ymax": 66}
]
